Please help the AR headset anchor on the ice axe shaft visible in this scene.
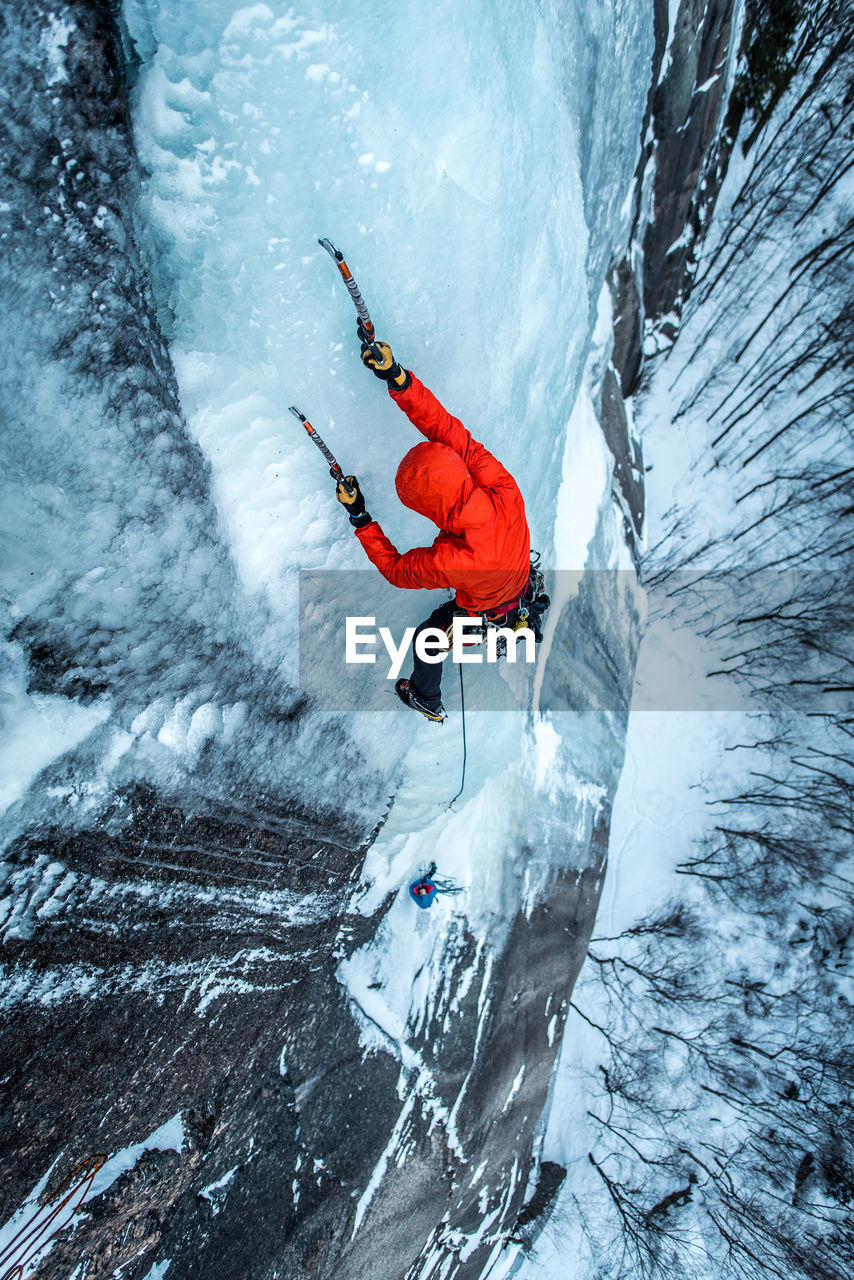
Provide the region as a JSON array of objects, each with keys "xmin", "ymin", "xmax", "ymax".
[
  {"xmin": 289, "ymin": 406, "xmax": 355, "ymax": 497},
  {"xmin": 318, "ymin": 238, "xmax": 382, "ymax": 357}
]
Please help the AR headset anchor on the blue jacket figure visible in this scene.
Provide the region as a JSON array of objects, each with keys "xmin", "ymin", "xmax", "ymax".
[{"xmin": 409, "ymin": 862, "xmax": 438, "ymax": 909}]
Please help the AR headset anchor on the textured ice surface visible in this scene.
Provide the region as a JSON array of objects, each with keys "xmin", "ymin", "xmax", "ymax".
[
  {"xmin": 117, "ymin": 0, "xmax": 650, "ymax": 894},
  {"xmin": 1, "ymin": 0, "xmax": 650, "ymax": 878},
  {"xmin": 125, "ymin": 0, "xmax": 590, "ymax": 599},
  {"xmin": 0, "ymin": 0, "xmax": 651, "ymax": 868}
]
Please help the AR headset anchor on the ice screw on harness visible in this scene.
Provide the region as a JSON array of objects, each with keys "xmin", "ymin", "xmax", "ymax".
[
  {"xmin": 288, "ymin": 406, "xmax": 355, "ymax": 497},
  {"xmin": 318, "ymin": 238, "xmax": 383, "ymax": 360}
]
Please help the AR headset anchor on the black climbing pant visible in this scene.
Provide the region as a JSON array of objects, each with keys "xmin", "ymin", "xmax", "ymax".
[{"xmin": 409, "ymin": 598, "xmax": 459, "ymax": 711}]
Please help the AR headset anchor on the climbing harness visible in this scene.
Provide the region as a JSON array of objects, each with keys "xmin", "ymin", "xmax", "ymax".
[
  {"xmin": 318, "ymin": 238, "xmax": 383, "ymax": 361},
  {"xmin": 288, "ymin": 405, "xmax": 355, "ymax": 497},
  {"xmin": 443, "ymin": 554, "xmax": 551, "ymax": 657},
  {"xmin": 485, "ymin": 553, "xmax": 550, "ymax": 657}
]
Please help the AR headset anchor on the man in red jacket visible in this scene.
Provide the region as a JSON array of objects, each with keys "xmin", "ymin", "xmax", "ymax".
[{"xmin": 336, "ymin": 336, "xmax": 533, "ymax": 722}]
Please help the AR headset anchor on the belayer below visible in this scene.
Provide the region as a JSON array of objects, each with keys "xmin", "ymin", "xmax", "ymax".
[
  {"xmin": 409, "ymin": 873, "xmax": 438, "ymax": 909},
  {"xmin": 408, "ymin": 862, "xmax": 465, "ymax": 908},
  {"xmin": 336, "ymin": 327, "xmax": 546, "ymax": 722}
]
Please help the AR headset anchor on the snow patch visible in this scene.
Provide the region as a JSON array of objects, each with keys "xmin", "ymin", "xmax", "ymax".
[
  {"xmin": 0, "ymin": 644, "xmax": 109, "ymax": 817},
  {"xmin": 85, "ymin": 1113, "xmax": 185, "ymax": 1202},
  {"xmin": 199, "ymin": 1166, "xmax": 237, "ymax": 1216},
  {"xmin": 223, "ymin": 4, "xmax": 274, "ymax": 39},
  {"xmin": 140, "ymin": 1263, "xmax": 171, "ymax": 1280},
  {"xmin": 501, "ymin": 1064, "xmax": 525, "ymax": 1113},
  {"xmin": 40, "ymin": 14, "xmax": 72, "ymax": 85}
]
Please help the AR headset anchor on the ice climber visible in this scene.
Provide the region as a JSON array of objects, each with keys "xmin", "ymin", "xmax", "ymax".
[{"xmin": 336, "ymin": 330, "xmax": 545, "ymax": 722}]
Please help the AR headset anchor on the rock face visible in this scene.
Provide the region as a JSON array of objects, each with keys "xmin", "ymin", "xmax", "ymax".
[
  {"xmin": 606, "ymin": 0, "xmax": 738, "ymax": 401},
  {"xmin": 609, "ymin": 258, "xmax": 643, "ymax": 400},
  {"xmin": 594, "ymin": 0, "xmax": 738, "ymax": 572},
  {"xmin": 642, "ymin": 0, "xmax": 738, "ymax": 325},
  {"xmin": 2, "ymin": 800, "xmax": 372, "ymax": 1279},
  {"xmin": 0, "ymin": 5, "xmax": 641, "ymax": 1279},
  {"xmin": 601, "ymin": 368, "xmax": 645, "ymax": 549},
  {"xmin": 1, "ymin": 785, "xmax": 615, "ymax": 1280}
]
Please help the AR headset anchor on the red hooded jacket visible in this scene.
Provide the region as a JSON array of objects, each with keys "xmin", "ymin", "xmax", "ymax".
[{"xmin": 354, "ymin": 374, "xmax": 531, "ymax": 612}]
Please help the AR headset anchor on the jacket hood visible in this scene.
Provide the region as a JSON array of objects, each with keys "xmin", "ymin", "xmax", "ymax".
[{"xmin": 395, "ymin": 441, "xmax": 493, "ymax": 533}]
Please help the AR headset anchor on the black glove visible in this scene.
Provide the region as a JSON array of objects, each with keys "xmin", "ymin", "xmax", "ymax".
[
  {"xmin": 336, "ymin": 475, "xmax": 372, "ymax": 527},
  {"xmin": 357, "ymin": 323, "xmax": 411, "ymax": 390}
]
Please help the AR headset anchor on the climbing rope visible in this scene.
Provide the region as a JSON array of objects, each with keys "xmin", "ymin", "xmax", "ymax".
[
  {"xmin": 413, "ymin": 861, "xmax": 465, "ymax": 898},
  {"xmin": 448, "ymin": 662, "xmax": 467, "ymax": 809},
  {"xmin": 0, "ymin": 1154, "xmax": 106, "ymax": 1280}
]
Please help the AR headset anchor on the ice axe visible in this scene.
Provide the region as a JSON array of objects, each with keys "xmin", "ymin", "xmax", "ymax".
[
  {"xmin": 318, "ymin": 237, "xmax": 383, "ymax": 361},
  {"xmin": 289, "ymin": 406, "xmax": 355, "ymax": 497}
]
